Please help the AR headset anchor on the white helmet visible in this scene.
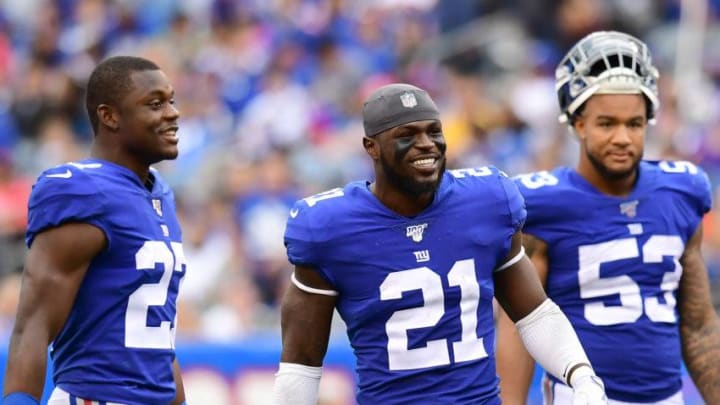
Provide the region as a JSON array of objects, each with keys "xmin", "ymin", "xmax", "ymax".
[{"xmin": 555, "ymin": 30, "xmax": 660, "ymax": 124}]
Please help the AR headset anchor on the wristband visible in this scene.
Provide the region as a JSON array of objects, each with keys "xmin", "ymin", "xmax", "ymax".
[
  {"xmin": 565, "ymin": 362, "xmax": 593, "ymax": 387},
  {"xmin": 3, "ymin": 392, "xmax": 41, "ymax": 405}
]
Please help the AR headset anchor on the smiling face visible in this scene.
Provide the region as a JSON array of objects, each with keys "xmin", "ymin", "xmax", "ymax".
[
  {"xmin": 115, "ymin": 69, "xmax": 180, "ymax": 165},
  {"xmin": 573, "ymin": 93, "xmax": 647, "ymax": 184},
  {"xmin": 368, "ymin": 119, "xmax": 447, "ymax": 197}
]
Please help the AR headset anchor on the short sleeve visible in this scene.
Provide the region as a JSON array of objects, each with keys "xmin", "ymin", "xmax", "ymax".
[
  {"xmin": 499, "ymin": 172, "xmax": 527, "ymax": 232},
  {"xmin": 694, "ymin": 167, "xmax": 713, "ymax": 216},
  {"xmin": 26, "ymin": 167, "xmax": 109, "ymax": 247},
  {"xmin": 283, "ymin": 199, "xmax": 322, "ymax": 267}
]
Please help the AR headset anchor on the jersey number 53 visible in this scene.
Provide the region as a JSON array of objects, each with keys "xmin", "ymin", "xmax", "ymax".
[{"xmin": 578, "ymin": 235, "xmax": 683, "ymax": 326}]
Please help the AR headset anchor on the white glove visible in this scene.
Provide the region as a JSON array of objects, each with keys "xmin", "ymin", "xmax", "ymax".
[{"xmin": 571, "ymin": 374, "xmax": 608, "ymax": 405}]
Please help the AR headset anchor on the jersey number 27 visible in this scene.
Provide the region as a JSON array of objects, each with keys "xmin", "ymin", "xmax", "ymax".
[{"xmin": 125, "ymin": 240, "xmax": 186, "ymax": 349}]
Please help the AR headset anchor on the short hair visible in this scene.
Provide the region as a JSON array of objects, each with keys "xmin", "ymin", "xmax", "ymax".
[{"xmin": 85, "ymin": 56, "xmax": 160, "ymax": 133}]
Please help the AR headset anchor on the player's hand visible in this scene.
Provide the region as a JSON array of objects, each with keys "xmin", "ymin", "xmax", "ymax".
[{"xmin": 571, "ymin": 374, "xmax": 607, "ymax": 405}]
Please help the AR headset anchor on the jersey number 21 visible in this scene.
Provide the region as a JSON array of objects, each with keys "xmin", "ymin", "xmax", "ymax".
[{"xmin": 380, "ymin": 259, "xmax": 488, "ymax": 371}]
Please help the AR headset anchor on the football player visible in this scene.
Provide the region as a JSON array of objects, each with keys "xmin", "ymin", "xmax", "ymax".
[
  {"xmin": 3, "ymin": 56, "xmax": 187, "ymax": 405},
  {"xmin": 272, "ymin": 83, "xmax": 607, "ymax": 404},
  {"xmin": 496, "ymin": 31, "xmax": 720, "ymax": 404}
]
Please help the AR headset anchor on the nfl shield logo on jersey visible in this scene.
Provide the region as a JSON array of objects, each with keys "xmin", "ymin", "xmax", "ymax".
[
  {"xmin": 406, "ymin": 223, "xmax": 427, "ymax": 242},
  {"xmin": 620, "ymin": 200, "xmax": 639, "ymax": 218},
  {"xmin": 400, "ymin": 92, "xmax": 417, "ymax": 108},
  {"xmin": 152, "ymin": 199, "xmax": 163, "ymax": 217}
]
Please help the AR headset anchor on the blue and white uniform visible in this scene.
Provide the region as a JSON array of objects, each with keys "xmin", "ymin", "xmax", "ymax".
[
  {"xmin": 284, "ymin": 166, "xmax": 525, "ymax": 404},
  {"xmin": 515, "ymin": 160, "xmax": 712, "ymax": 403},
  {"xmin": 26, "ymin": 159, "xmax": 186, "ymax": 405}
]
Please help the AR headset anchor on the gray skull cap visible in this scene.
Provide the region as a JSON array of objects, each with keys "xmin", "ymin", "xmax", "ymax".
[{"xmin": 362, "ymin": 83, "xmax": 440, "ymax": 137}]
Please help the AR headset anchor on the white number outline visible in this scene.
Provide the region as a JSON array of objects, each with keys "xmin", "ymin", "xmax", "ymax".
[
  {"xmin": 515, "ymin": 171, "xmax": 559, "ymax": 189},
  {"xmin": 125, "ymin": 241, "xmax": 185, "ymax": 349},
  {"xmin": 303, "ymin": 188, "xmax": 344, "ymax": 207},
  {"xmin": 380, "ymin": 259, "xmax": 487, "ymax": 371},
  {"xmin": 578, "ymin": 235, "xmax": 684, "ymax": 326},
  {"xmin": 449, "ymin": 167, "xmax": 493, "ymax": 178},
  {"xmin": 658, "ymin": 160, "xmax": 697, "ymax": 174}
]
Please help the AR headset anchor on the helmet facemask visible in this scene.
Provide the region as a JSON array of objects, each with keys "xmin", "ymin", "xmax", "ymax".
[{"xmin": 555, "ymin": 31, "xmax": 660, "ymax": 125}]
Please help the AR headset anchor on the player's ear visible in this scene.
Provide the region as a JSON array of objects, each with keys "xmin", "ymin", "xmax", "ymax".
[
  {"xmin": 572, "ymin": 118, "xmax": 585, "ymax": 140},
  {"xmin": 363, "ymin": 136, "xmax": 379, "ymax": 159},
  {"xmin": 97, "ymin": 104, "xmax": 119, "ymax": 131}
]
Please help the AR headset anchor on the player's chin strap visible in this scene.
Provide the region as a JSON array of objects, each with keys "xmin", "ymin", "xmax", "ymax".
[
  {"xmin": 272, "ymin": 362, "xmax": 322, "ymax": 405},
  {"xmin": 515, "ymin": 299, "xmax": 607, "ymax": 402}
]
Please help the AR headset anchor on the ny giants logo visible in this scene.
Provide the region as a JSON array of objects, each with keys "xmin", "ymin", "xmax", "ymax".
[{"xmin": 413, "ymin": 250, "xmax": 430, "ymax": 263}]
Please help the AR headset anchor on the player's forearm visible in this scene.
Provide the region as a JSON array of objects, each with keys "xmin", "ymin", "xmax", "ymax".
[
  {"xmin": 515, "ymin": 299, "xmax": 595, "ymax": 386},
  {"xmin": 498, "ymin": 351, "xmax": 534, "ymax": 405},
  {"xmin": 170, "ymin": 358, "xmax": 186, "ymax": 405},
  {"xmin": 496, "ymin": 309, "xmax": 535, "ymax": 405},
  {"xmin": 169, "ymin": 394, "xmax": 186, "ymax": 405},
  {"xmin": 3, "ymin": 332, "xmax": 48, "ymax": 398},
  {"xmin": 682, "ymin": 317, "xmax": 720, "ymax": 402}
]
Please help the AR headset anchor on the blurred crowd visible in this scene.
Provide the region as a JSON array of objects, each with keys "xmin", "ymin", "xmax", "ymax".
[{"xmin": 2, "ymin": 0, "xmax": 720, "ymax": 344}]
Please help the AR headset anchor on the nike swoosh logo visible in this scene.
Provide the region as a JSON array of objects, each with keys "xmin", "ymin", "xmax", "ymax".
[
  {"xmin": 289, "ymin": 208, "xmax": 299, "ymax": 218},
  {"xmin": 46, "ymin": 169, "xmax": 72, "ymax": 179}
]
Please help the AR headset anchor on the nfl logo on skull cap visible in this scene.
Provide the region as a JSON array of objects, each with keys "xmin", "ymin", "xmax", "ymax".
[{"xmin": 400, "ymin": 92, "xmax": 417, "ymax": 108}]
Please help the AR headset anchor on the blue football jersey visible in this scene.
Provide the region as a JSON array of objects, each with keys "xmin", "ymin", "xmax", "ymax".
[
  {"xmin": 515, "ymin": 160, "xmax": 712, "ymax": 402},
  {"xmin": 26, "ymin": 159, "xmax": 186, "ymax": 405},
  {"xmin": 284, "ymin": 166, "xmax": 526, "ymax": 405}
]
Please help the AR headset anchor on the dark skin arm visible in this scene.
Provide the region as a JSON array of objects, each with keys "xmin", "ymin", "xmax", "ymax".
[
  {"xmin": 170, "ymin": 358, "xmax": 186, "ymax": 405},
  {"xmin": 495, "ymin": 233, "xmax": 549, "ymax": 405},
  {"xmin": 678, "ymin": 223, "xmax": 720, "ymax": 402},
  {"xmin": 3, "ymin": 223, "xmax": 106, "ymax": 399},
  {"xmin": 494, "ymin": 232, "xmax": 549, "ymax": 323},
  {"xmin": 278, "ymin": 265, "xmax": 337, "ymax": 366}
]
